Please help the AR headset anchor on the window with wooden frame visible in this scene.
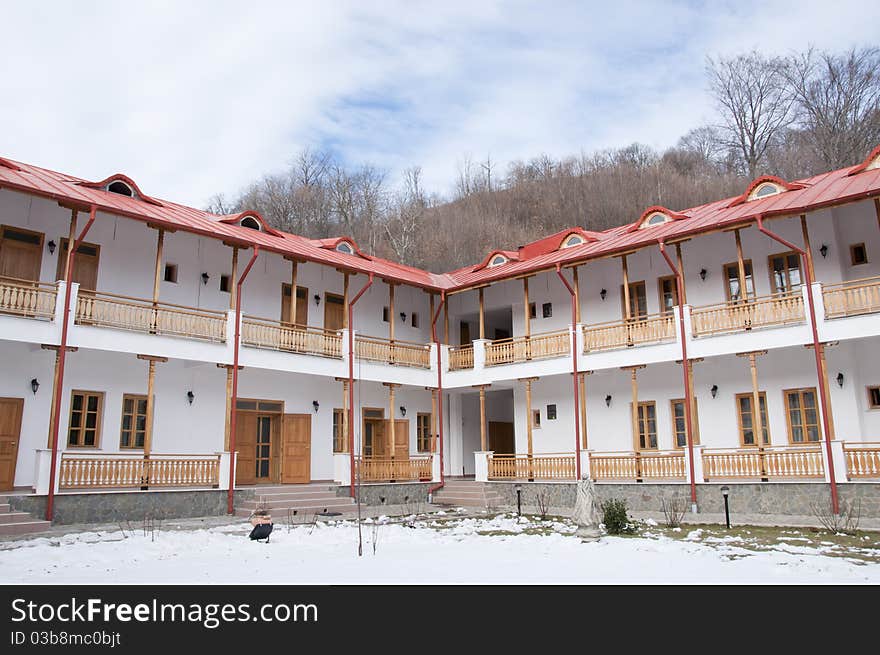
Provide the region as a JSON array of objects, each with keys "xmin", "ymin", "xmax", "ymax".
[
  {"xmin": 0, "ymin": 224, "xmax": 44, "ymax": 282},
  {"xmin": 411, "ymin": 312, "xmax": 419, "ymax": 328},
  {"xmin": 850, "ymin": 243, "xmax": 868, "ymax": 266},
  {"xmin": 723, "ymin": 260, "xmax": 755, "ymax": 302},
  {"xmin": 163, "ymin": 263, "xmax": 178, "ymax": 283},
  {"xmin": 219, "ymin": 274, "xmax": 230, "ymax": 293},
  {"xmin": 119, "ymin": 394, "xmax": 147, "ymax": 449},
  {"xmin": 332, "ymin": 408, "xmax": 347, "ymax": 453},
  {"xmin": 68, "ymin": 390, "xmax": 104, "ymax": 447},
  {"xmin": 532, "ymin": 410, "xmax": 541, "ymax": 429},
  {"xmin": 621, "ymin": 281, "xmax": 647, "ymax": 320},
  {"xmin": 416, "ymin": 413, "xmax": 431, "ymax": 452},
  {"xmin": 784, "ymin": 387, "xmax": 821, "ymax": 444},
  {"xmin": 542, "ymin": 302, "xmax": 552, "ymax": 318},
  {"xmin": 382, "ymin": 306, "xmax": 389, "ymax": 322},
  {"xmin": 735, "ymin": 392, "xmax": 770, "ymax": 446},
  {"xmin": 867, "ymin": 386, "xmax": 880, "ymax": 409},
  {"xmin": 658, "ymin": 276, "xmax": 678, "ymax": 315},
  {"xmin": 670, "ymin": 398, "xmax": 699, "ymax": 448},
  {"xmin": 529, "ymin": 302, "xmax": 536, "ymax": 319},
  {"xmin": 768, "ymin": 251, "xmax": 802, "ymax": 294},
  {"xmin": 634, "ymin": 401, "xmax": 657, "ymax": 450}
]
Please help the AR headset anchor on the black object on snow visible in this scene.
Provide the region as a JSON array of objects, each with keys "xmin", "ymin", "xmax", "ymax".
[{"xmin": 249, "ymin": 523, "xmax": 273, "ymax": 542}]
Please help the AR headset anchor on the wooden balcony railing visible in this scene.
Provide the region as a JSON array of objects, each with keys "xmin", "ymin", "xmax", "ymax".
[
  {"xmin": 355, "ymin": 457, "xmax": 433, "ymax": 482},
  {"xmin": 487, "ymin": 453, "xmax": 576, "ymax": 480},
  {"xmin": 702, "ymin": 445, "xmax": 824, "ymax": 480},
  {"xmin": 484, "ymin": 330, "xmax": 570, "ymax": 366},
  {"xmin": 58, "ymin": 453, "xmax": 221, "ymax": 489},
  {"xmin": 690, "ymin": 291, "xmax": 804, "ymax": 337},
  {"xmin": 75, "ymin": 290, "xmax": 227, "ymax": 342},
  {"xmin": 448, "ymin": 344, "xmax": 474, "ymax": 371},
  {"xmin": 589, "ymin": 451, "xmax": 686, "ymax": 481},
  {"xmin": 843, "ymin": 442, "xmax": 880, "ymax": 479},
  {"xmin": 355, "ymin": 335, "xmax": 431, "ymax": 368},
  {"xmin": 0, "ymin": 276, "xmax": 57, "ymax": 320},
  {"xmin": 242, "ymin": 316, "xmax": 341, "ymax": 359},
  {"xmin": 823, "ymin": 276, "xmax": 880, "ymax": 319},
  {"xmin": 582, "ymin": 313, "xmax": 675, "ymax": 352}
]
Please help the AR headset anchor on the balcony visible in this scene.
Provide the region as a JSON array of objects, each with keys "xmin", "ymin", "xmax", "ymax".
[
  {"xmin": 75, "ymin": 290, "xmax": 227, "ymax": 342},
  {"xmin": 355, "ymin": 456, "xmax": 433, "ymax": 482},
  {"xmin": 843, "ymin": 442, "xmax": 880, "ymax": 479},
  {"xmin": 487, "ymin": 453, "xmax": 576, "ymax": 480},
  {"xmin": 582, "ymin": 313, "xmax": 675, "ymax": 352},
  {"xmin": 242, "ymin": 316, "xmax": 341, "ymax": 359},
  {"xmin": 822, "ymin": 276, "xmax": 880, "ymax": 319},
  {"xmin": 355, "ymin": 335, "xmax": 432, "ymax": 368},
  {"xmin": 701, "ymin": 445, "xmax": 824, "ymax": 480},
  {"xmin": 690, "ymin": 291, "xmax": 804, "ymax": 338},
  {"xmin": 58, "ymin": 452, "xmax": 221, "ymax": 490},
  {"xmin": 0, "ymin": 276, "xmax": 57, "ymax": 320},
  {"xmin": 589, "ymin": 450, "xmax": 686, "ymax": 482},
  {"xmin": 484, "ymin": 330, "xmax": 570, "ymax": 367},
  {"xmin": 448, "ymin": 344, "xmax": 474, "ymax": 371}
]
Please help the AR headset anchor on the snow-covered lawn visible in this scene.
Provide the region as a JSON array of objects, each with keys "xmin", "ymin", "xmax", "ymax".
[{"xmin": 1, "ymin": 513, "xmax": 878, "ymax": 584}]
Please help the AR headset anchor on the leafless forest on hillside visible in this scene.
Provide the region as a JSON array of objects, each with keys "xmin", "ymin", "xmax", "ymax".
[{"xmin": 207, "ymin": 47, "xmax": 880, "ymax": 272}]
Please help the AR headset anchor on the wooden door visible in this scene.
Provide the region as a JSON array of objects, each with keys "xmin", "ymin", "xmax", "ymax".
[
  {"xmin": 57, "ymin": 239, "xmax": 99, "ymax": 290},
  {"xmin": 363, "ymin": 415, "xmax": 385, "ymax": 458},
  {"xmin": 324, "ymin": 293, "xmax": 345, "ymax": 331},
  {"xmin": 281, "ymin": 414, "xmax": 311, "ymax": 483},
  {"xmin": 459, "ymin": 321, "xmax": 471, "ymax": 345},
  {"xmin": 0, "ymin": 398, "xmax": 24, "ymax": 491},
  {"xmin": 394, "ymin": 419, "xmax": 410, "ymax": 460},
  {"xmin": 234, "ymin": 414, "xmax": 257, "ymax": 485},
  {"xmin": 281, "ymin": 284, "xmax": 308, "ymax": 326},
  {"xmin": 488, "ymin": 421, "xmax": 515, "ymax": 454},
  {"xmin": 0, "ymin": 226, "xmax": 43, "ymax": 281}
]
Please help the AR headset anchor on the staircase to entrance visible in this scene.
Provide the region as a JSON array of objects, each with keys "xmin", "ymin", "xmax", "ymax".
[
  {"xmin": 0, "ymin": 496, "xmax": 51, "ymax": 537},
  {"xmin": 430, "ymin": 479, "xmax": 504, "ymax": 510},
  {"xmin": 235, "ymin": 482, "xmax": 356, "ymax": 520}
]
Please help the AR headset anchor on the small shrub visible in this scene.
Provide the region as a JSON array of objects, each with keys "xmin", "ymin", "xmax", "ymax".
[
  {"xmin": 601, "ymin": 498, "xmax": 638, "ymax": 535},
  {"xmin": 660, "ymin": 495, "xmax": 687, "ymax": 528},
  {"xmin": 810, "ymin": 497, "xmax": 861, "ymax": 535},
  {"xmin": 534, "ymin": 490, "xmax": 550, "ymax": 520}
]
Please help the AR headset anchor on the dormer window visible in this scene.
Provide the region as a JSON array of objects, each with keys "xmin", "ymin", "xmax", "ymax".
[
  {"xmin": 335, "ymin": 241, "xmax": 354, "ymax": 255},
  {"xmin": 489, "ymin": 255, "xmax": 508, "ymax": 267},
  {"xmin": 750, "ymin": 183, "xmax": 782, "ymax": 200},
  {"xmin": 638, "ymin": 212, "xmax": 671, "ymax": 230},
  {"xmin": 562, "ymin": 234, "xmax": 585, "ymax": 248},
  {"xmin": 240, "ymin": 216, "xmax": 261, "ymax": 231},
  {"xmin": 107, "ymin": 180, "xmax": 134, "ymax": 197}
]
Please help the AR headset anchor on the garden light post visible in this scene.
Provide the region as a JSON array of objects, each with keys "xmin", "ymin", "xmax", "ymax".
[
  {"xmin": 721, "ymin": 486, "xmax": 730, "ymax": 529},
  {"xmin": 515, "ymin": 484, "xmax": 522, "ymax": 517}
]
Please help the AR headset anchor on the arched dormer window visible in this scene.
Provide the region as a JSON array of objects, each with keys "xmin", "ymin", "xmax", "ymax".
[
  {"xmin": 638, "ymin": 212, "xmax": 671, "ymax": 229},
  {"xmin": 107, "ymin": 180, "xmax": 134, "ymax": 197},
  {"xmin": 335, "ymin": 241, "xmax": 354, "ymax": 255},
  {"xmin": 488, "ymin": 254, "xmax": 508, "ymax": 267},
  {"xmin": 749, "ymin": 182, "xmax": 782, "ymax": 200},
  {"xmin": 561, "ymin": 234, "xmax": 585, "ymax": 248},
  {"xmin": 240, "ymin": 216, "xmax": 261, "ymax": 231}
]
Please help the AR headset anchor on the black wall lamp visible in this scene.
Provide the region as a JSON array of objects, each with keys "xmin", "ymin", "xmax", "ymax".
[
  {"xmin": 399, "ymin": 406, "xmax": 407, "ymax": 417},
  {"xmin": 819, "ymin": 244, "xmax": 828, "ymax": 258},
  {"xmin": 314, "ymin": 294, "xmax": 321, "ymax": 306},
  {"xmin": 201, "ymin": 272, "xmax": 210, "ymax": 285},
  {"xmin": 605, "ymin": 394, "xmax": 612, "ymax": 407},
  {"xmin": 186, "ymin": 390, "xmax": 195, "ymax": 405},
  {"xmin": 699, "ymin": 268, "xmax": 707, "ymax": 281},
  {"xmin": 710, "ymin": 384, "xmax": 718, "ymax": 398},
  {"xmin": 836, "ymin": 372, "xmax": 844, "ymax": 388},
  {"xmin": 47, "ymin": 240, "xmax": 56, "ymax": 255},
  {"xmin": 30, "ymin": 378, "xmax": 40, "ymax": 394},
  {"xmin": 600, "ymin": 288, "xmax": 607, "ymax": 301},
  {"xmin": 312, "ymin": 400, "xmax": 320, "ymax": 412}
]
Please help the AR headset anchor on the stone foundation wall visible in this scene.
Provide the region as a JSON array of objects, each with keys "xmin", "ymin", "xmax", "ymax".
[
  {"xmin": 10, "ymin": 489, "xmax": 256, "ymax": 525},
  {"xmin": 336, "ymin": 482, "xmax": 432, "ymax": 508}
]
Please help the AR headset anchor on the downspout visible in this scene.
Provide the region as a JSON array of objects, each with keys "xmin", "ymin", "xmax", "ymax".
[
  {"xmin": 348, "ymin": 273, "xmax": 374, "ymax": 498},
  {"xmin": 428, "ymin": 291, "xmax": 447, "ymax": 499},
  {"xmin": 227, "ymin": 246, "xmax": 260, "ymax": 514},
  {"xmin": 755, "ymin": 215, "xmax": 839, "ymax": 514},
  {"xmin": 657, "ymin": 241, "xmax": 698, "ymax": 509},
  {"xmin": 45, "ymin": 205, "xmax": 97, "ymax": 522},
  {"xmin": 554, "ymin": 265, "xmax": 582, "ymax": 480}
]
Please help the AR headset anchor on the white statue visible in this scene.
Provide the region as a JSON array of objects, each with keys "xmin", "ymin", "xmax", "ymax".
[{"xmin": 572, "ymin": 478, "xmax": 602, "ymax": 541}]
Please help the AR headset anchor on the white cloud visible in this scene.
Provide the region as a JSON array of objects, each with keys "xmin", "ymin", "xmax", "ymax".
[{"xmin": 1, "ymin": 1, "xmax": 878, "ymax": 207}]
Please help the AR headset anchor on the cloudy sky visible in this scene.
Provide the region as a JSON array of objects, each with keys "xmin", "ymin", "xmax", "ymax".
[{"xmin": 2, "ymin": 1, "xmax": 878, "ymax": 208}]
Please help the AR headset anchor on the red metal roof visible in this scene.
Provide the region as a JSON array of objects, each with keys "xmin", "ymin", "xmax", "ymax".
[{"xmin": 1, "ymin": 149, "xmax": 879, "ymax": 293}]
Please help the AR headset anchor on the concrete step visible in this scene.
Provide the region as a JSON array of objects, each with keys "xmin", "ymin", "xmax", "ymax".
[
  {"xmin": 0, "ymin": 519, "xmax": 52, "ymax": 537},
  {"xmin": 234, "ymin": 506, "xmax": 359, "ymax": 519},
  {"xmin": 243, "ymin": 483, "xmax": 338, "ymax": 493},
  {"xmin": 0, "ymin": 503, "xmax": 11, "ymax": 514},
  {"xmin": 237, "ymin": 499, "xmax": 355, "ymax": 512},
  {"xmin": 0, "ymin": 512, "xmax": 42, "ymax": 525},
  {"xmin": 246, "ymin": 491, "xmax": 343, "ymax": 502}
]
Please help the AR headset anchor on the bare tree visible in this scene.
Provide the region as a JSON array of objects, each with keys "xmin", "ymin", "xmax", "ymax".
[
  {"xmin": 384, "ymin": 167, "xmax": 427, "ymax": 266},
  {"xmin": 708, "ymin": 51, "xmax": 795, "ymax": 177},
  {"xmin": 786, "ymin": 47, "xmax": 880, "ymax": 170}
]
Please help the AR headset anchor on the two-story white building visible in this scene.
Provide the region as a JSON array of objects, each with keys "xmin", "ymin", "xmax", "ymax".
[{"xmin": 1, "ymin": 145, "xmax": 879, "ymax": 527}]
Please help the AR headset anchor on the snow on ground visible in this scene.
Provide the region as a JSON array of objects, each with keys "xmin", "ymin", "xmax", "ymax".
[{"xmin": 1, "ymin": 513, "xmax": 878, "ymax": 584}]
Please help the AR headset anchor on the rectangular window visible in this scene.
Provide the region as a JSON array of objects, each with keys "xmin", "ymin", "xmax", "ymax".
[
  {"xmin": 785, "ymin": 388, "xmax": 821, "ymax": 443},
  {"xmin": 532, "ymin": 410, "xmax": 541, "ymax": 429},
  {"xmin": 411, "ymin": 312, "xmax": 419, "ymax": 328},
  {"xmin": 670, "ymin": 398, "xmax": 700, "ymax": 448},
  {"xmin": 332, "ymin": 408, "xmax": 347, "ymax": 453},
  {"xmin": 120, "ymin": 394, "xmax": 147, "ymax": 449},
  {"xmin": 621, "ymin": 281, "xmax": 647, "ymax": 319},
  {"xmin": 542, "ymin": 302, "xmax": 553, "ymax": 318},
  {"xmin": 868, "ymin": 386, "xmax": 880, "ymax": 409},
  {"xmin": 546, "ymin": 404, "xmax": 557, "ymax": 420},
  {"xmin": 417, "ymin": 413, "xmax": 432, "ymax": 453},
  {"xmin": 658, "ymin": 276, "xmax": 678, "ymax": 315},
  {"xmin": 736, "ymin": 392, "xmax": 770, "ymax": 446},
  {"xmin": 769, "ymin": 251, "xmax": 802, "ymax": 294},
  {"xmin": 635, "ymin": 401, "xmax": 657, "ymax": 450},
  {"xmin": 529, "ymin": 302, "xmax": 536, "ymax": 319},
  {"xmin": 219, "ymin": 274, "xmax": 230, "ymax": 292},
  {"xmin": 723, "ymin": 260, "xmax": 755, "ymax": 301},
  {"xmin": 382, "ymin": 306, "xmax": 389, "ymax": 322},
  {"xmin": 850, "ymin": 243, "xmax": 868, "ymax": 266},
  {"xmin": 68, "ymin": 390, "xmax": 104, "ymax": 447},
  {"xmin": 163, "ymin": 263, "xmax": 178, "ymax": 283}
]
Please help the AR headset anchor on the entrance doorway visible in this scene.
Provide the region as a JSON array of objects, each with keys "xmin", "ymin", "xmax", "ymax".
[
  {"xmin": 235, "ymin": 399, "xmax": 281, "ymax": 485},
  {"xmin": 0, "ymin": 225, "xmax": 43, "ymax": 282},
  {"xmin": 0, "ymin": 397, "xmax": 23, "ymax": 491},
  {"xmin": 362, "ymin": 408, "xmax": 386, "ymax": 458},
  {"xmin": 57, "ymin": 238, "xmax": 100, "ymax": 290},
  {"xmin": 324, "ymin": 293, "xmax": 345, "ymax": 331}
]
